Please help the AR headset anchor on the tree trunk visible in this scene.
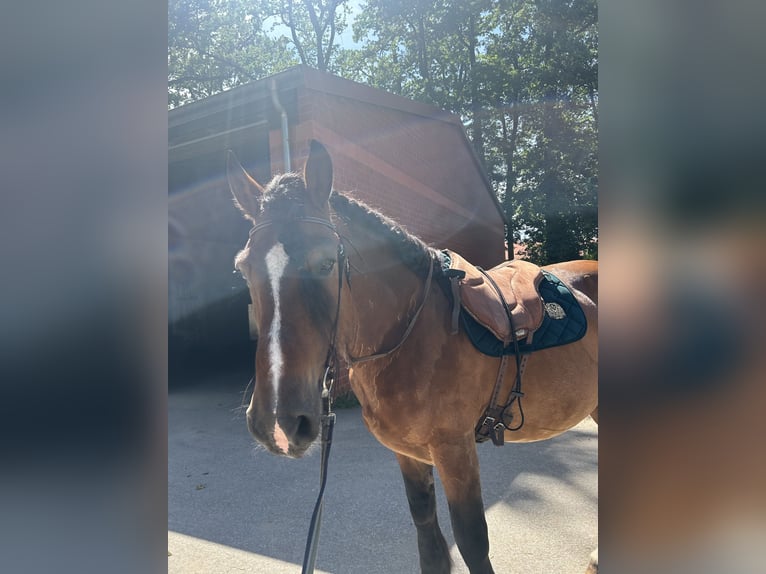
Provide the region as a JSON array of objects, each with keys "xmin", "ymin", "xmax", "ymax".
[
  {"xmin": 303, "ymin": 0, "xmax": 325, "ymax": 70},
  {"xmin": 588, "ymin": 82, "xmax": 599, "ymax": 133},
  {"xmin": 416, "ymin": 16, "xmax": 433, "ymax": 101},
  {"xmin": 468, "ymin": 16, "xmax": 484, "ymax": 167},
  {"xmin": 501, "ymin": 108, "xmax": 520, "ymax": 255}
]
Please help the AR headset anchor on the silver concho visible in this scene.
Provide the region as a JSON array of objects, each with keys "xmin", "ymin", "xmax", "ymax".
[{"xmin": 544, "ymin": 302, "xmax": 566, "ymax": 319}]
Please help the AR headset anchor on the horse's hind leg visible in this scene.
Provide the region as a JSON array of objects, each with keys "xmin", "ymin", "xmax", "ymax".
[
  {"xmin": 431, "ymin": 438, "xmax": 495, "ymax": 574},
  {"xmin": 396, "ymin": 454, "xmax": 452, "ymax": 573}
]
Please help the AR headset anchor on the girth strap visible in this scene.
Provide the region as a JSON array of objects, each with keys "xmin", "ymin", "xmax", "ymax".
[
  {"xmin": 474, "ymin": 267, "xmax": 528, "ymax": 444},
  {"xmin": 475, "ymin": 353, "xmax": 529, "ymax": 445}
]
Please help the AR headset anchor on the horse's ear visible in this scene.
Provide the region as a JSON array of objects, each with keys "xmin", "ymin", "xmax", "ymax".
[
  {"xmin": 227, "ymin": 150, "xmax": 263, "ymax": 220},
  {"xmin": 304, "ymin": 140, "xmax": 333, "ymax": 208}
]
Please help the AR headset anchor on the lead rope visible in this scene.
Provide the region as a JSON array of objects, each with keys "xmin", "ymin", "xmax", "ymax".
[
  {"xmin": 300, "ymin": 366, "xmax": 336, "ymax": 574},
  {"xmin": 301, "ymin": 241, "xmax": 345, "ymax": 574}
]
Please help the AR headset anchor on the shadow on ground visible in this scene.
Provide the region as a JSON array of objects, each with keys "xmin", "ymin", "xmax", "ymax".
[{"xmin": 169, "ymin": 371, "xmax": 597, "ymax": 574}]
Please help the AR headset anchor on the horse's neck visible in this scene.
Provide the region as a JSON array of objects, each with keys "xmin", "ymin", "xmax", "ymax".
[{"xmin": 339, "ymin": 219, "xmax": 430, "ymax": 361}]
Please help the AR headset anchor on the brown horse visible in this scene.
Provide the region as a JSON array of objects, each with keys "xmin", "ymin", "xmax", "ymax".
[{"xmin": 228, "ymin": 141, "xmax": 598, "ymax": 574}]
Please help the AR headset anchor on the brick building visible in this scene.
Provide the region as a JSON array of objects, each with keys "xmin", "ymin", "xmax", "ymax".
[{"xmin": 169, "ymin": 66, "xmax": 507, "ymax": 371}]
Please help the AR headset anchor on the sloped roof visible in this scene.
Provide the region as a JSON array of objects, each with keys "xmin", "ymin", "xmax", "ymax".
[{"xmin": 169, "ymin": 65, "xmax": 505, "ymax": 224}]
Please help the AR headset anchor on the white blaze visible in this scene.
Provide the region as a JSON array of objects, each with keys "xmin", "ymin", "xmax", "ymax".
[
  {"xmin": 265, "ymin": 243, "xmax": 289, "ymax": 422},
  {"xmin": 273, "ymin": 421, "xmax": 290, "ymax": 454}
]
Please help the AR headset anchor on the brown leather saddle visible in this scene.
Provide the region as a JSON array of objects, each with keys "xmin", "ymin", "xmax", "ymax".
[{"xmin": 444, "ymin": 250, "xmax": 545, "ymax": 344}]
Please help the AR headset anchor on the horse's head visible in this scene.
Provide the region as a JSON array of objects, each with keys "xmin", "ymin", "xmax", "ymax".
[{"xmin": 228, "ymin": 141, "xmax": 343, "ymax": 458}]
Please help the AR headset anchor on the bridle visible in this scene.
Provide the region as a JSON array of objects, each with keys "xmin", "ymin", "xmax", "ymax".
[
  {"xmin": 247, "ymin": 212, "xmax": 435, "ymax": 369},
  {"xmin": 247, "ymin": 213, "xmax": 433, "ymax": 574},
  {"xmin": 248, "ymin": 214, "xmax": 348, "ymax": 394}
]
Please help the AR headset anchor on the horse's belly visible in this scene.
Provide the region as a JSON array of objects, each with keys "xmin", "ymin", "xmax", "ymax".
[
  {"xmin": 358, "ymin": 403, "xmax": 435, "ymax": 463},
  {"xmin": 500, "ymin": 349, "xmax": 598, "ymax": 443}
]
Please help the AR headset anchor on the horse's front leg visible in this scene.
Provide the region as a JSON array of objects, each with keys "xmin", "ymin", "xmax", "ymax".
[
  {"xmin": 431, "ymin": 437, "xmax": 495, "ymax": 574},
  {"xmin": 396, "ymin": 454, "xmax": 452, "ymax": 573}
]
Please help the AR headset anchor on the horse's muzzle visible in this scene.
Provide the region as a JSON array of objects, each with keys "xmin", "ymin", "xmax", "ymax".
[{"xmin": 247, "ymin": 407, "xmax": 320, "ymax": 458}]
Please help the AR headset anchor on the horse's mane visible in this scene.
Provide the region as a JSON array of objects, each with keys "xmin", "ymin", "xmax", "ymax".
[{"xmin": 330, "ymin": 192, "xmax": 438, "ymax": 276}]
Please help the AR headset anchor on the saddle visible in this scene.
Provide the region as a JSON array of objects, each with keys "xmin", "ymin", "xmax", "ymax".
[
  {"xmin": 441, "ymin": 250, "xmax": 588, "ymax": 446},
  {"xmin": 443, "ymin": 250, "xmax": 545, "ymax": 344}
]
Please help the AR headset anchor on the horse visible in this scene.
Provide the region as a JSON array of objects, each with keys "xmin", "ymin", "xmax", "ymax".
[{"xmin": 227, "ymin": 140, "xmax": 598, "ymax": 574}]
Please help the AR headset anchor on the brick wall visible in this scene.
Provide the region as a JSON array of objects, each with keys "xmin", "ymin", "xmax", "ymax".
[{"xmin": 289, "ymin": 88, "xmax": 505, "ymax": 267}]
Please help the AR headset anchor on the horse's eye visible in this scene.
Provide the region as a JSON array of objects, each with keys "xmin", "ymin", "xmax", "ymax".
[{"xmin": 318, "ymin": 258, "xmax": 336, "ymax": 275}]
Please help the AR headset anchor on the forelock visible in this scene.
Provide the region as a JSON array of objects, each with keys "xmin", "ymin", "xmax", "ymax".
[{"xmin": 261, "ymin": 173, "xmax": 307, "ymax": 219}]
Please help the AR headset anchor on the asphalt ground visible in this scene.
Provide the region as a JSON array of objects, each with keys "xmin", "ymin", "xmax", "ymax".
[{"xmin": 169, "ymin": 372, "xmax": 597, "ymax": 574}]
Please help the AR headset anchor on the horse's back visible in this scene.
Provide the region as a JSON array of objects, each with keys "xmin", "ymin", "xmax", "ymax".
[{"xmin": 543, "ymin": 259, "xmax": 598, "ymax": 305}]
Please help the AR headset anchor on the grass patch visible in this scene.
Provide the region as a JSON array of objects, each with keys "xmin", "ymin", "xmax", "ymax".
[{"xmin": 332, "ymin": 390, "xmax": 360, "ymax": 409}]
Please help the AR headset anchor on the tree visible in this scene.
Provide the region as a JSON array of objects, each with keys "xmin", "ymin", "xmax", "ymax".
[
  {"xmin": 345, "ymin": 0, "xmax": 495, "ymax": 163},
  {"xmin": 268, "ymin": 0, "xmax": 350, "ymax": 71},
  {"xmin": 472, "ymin": 0, "xmax": 597, "ymax": 263},
  {"xmin": 348, "ymin": 0, "xmax": 597, "ymax": 264},
  {"xmin": 168, "ymin": 0, "xmax": 598, "ymax": 263},
  {"xmin": 168, "ymin": 0, "xmax": 297, "ymax": 107},
  {"xmin": 168, "ymin": 0, "xmax": 350, "ymax": 106}
]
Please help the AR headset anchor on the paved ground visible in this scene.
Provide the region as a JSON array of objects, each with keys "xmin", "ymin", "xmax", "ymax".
[{"xmin": 169, "ymin": 372, "xmax": 597, "ymax": 574}]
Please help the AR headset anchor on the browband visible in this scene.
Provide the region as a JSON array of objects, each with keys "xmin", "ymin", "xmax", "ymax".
[{"xmin": 249, "ymin": 216, "xmax": 338, "ymax": 237}]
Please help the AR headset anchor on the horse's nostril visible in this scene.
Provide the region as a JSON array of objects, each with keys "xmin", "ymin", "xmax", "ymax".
[{"xmin": 295, "ymin": 415, "xmax": 316, "ymax": 440}]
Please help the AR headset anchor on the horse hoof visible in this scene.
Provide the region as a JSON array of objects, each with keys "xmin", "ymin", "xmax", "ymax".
[{"xmin": 585, "ymin": 548, "xmax": 598, "ymax": 574}]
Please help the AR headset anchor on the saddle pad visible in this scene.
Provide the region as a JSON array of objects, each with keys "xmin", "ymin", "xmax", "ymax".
[{"xmin": 460, "ymin": 270, "xmax": 588, "ymax": 357}]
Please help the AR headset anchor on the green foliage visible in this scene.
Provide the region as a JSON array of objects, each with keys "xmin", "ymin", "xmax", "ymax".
[
  {"xmin": 168, "ymin": 0, "xmax": 298, "ymax": 107},
  {"xmin": 168, "ymin": 0, "xmax": 598, "ymax": 263},
  {"xmin": 344, "ymin": 0, "xmax": 597, "ymax": 264},
  {"xmin": 331, "ymin": 389, "xmax": 360, "ymax": 408},
  {"xmin": 480, "ymin": 0, "xmax": 598, "ymax": 264}
]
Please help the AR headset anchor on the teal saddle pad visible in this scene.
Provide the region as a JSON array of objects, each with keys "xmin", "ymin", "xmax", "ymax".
[{"xmin": 460, "ymin": 270, "xmax": 588, "ymax": 357}]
